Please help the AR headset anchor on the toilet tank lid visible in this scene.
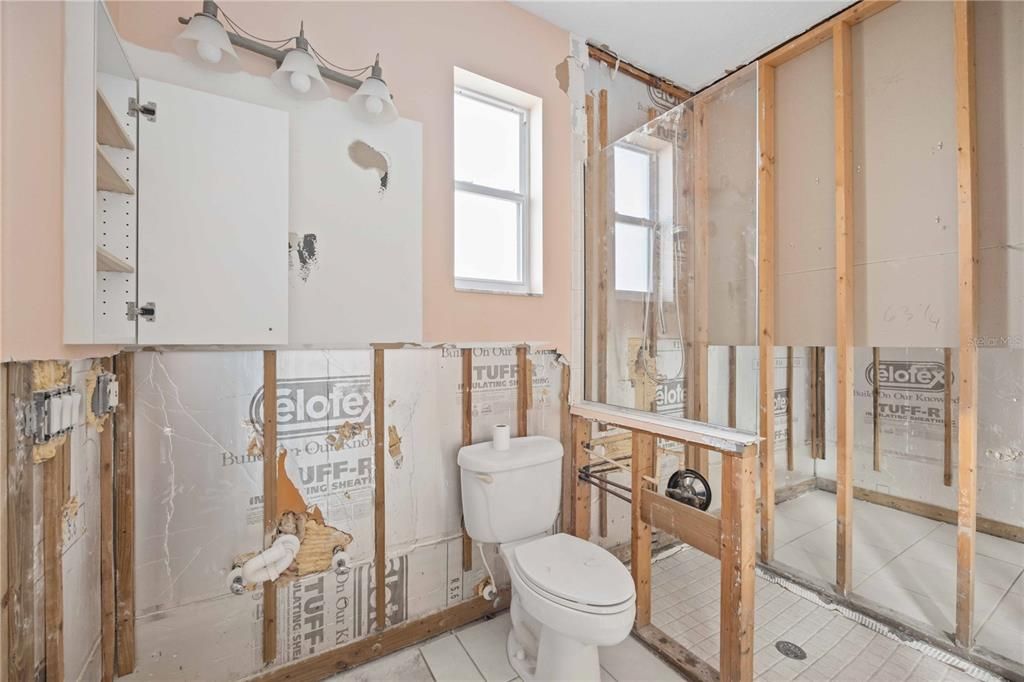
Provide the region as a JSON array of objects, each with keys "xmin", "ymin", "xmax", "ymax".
[{"xmin": 457, "ymin": 436, "xmax": 563, "ymax": 474}]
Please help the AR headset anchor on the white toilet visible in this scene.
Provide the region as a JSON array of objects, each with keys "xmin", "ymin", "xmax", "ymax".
[{"xmin": 458, "ymin": 433, "xmax": 636, "ymax": 681}]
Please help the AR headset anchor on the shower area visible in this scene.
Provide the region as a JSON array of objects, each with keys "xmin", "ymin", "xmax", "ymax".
[{"xmin": 580, "ymin": 1, "xmax": 1022, "ymax": 677}]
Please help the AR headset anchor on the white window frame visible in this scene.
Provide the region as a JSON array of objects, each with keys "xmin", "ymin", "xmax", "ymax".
[
  {"xmin": 613, "ymin": 142, "xmax": 659, "ymax": 295},
  {"xmin": 453, "ymin": 86, "xmax": 533, "ymax": 294}
]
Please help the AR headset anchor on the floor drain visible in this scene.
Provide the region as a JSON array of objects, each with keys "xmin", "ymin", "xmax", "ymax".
[{"xmin": 775, "ymin": 641, "xmax": 807, "ymax": 660}]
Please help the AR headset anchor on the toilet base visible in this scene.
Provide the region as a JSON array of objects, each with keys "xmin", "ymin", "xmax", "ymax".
[{"xmin": 507, "ymin": 621, "xmax": 602, "ymax": 682}]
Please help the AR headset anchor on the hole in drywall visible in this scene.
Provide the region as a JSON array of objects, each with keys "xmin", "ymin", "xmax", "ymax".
[{"xmin": 347, "ymin": 140, "xmax": 390, "ymax": 194}]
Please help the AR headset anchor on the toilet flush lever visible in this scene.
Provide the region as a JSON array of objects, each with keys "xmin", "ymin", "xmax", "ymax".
[{"xmin": 475, "ymin": 473, "xmax": 494, "ymax": 484}]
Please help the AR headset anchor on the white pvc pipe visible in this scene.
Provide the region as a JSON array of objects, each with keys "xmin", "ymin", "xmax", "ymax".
[{"xmin": 240, "ymin": 534, "xmax": 300, "ymax": 585}]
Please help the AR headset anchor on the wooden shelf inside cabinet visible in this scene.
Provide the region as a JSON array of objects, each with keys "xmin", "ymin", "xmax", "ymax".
[
  {"xmin": 96, "ymin": 245, "xmax": 134, "ymax": 273},
  {"xmin": 96, "ymin": 145, "xmax": 134, "ymax": 195},
  {"xmin": 96, "ymin": 90, "xmax": 134, "ymax": 150}
]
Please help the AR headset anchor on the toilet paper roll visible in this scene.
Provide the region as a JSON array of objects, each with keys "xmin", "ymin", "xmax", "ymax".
[{"xmin": 492, "ymin": 424, "xmax": 510, "ymax": 451}]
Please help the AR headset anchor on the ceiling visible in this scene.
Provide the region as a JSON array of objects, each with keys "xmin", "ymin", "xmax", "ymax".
[{"xmin": 513, "ymin": 1, "xmax": 854, "ymax": 92}]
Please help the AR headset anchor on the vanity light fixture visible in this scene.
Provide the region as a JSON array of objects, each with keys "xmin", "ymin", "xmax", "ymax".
[{"xmin": 175, "ymin": 1, "xmax": 398, "ymax": 119}]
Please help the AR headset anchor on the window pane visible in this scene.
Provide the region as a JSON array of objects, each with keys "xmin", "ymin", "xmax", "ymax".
[
  {"xmin": 455, "ymin": 190, "xmax": 521, "ymax": 282},
  {"xmin": 614, "ymin": 146, "xmax": 651, "ymax": 219},
  {"xmin": 615, "ymin": 222, "xmax": 651, "ymax": 292},
  {"xmin": 455, "ymin": 93, "xmax": 522, "ymax": 193}
]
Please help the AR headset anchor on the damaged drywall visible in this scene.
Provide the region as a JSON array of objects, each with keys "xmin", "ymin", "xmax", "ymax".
[
  {"xmin": 348, "ymin": 140, "xmax": 390, "ymax": 194},
  {"xmin": 288, "ymin": 232, "xmax": 319, "ymax": 283}
]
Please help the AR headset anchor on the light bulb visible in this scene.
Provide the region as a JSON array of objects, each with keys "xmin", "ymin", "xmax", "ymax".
[
  {"xmin": 196, "ymin": 40, "xmax": 223, "ymax": 64},
  {"xmin": 364, "ymin": 95, "xmax": 384, "ymax": 115},
  {"xmin": 289, "ymin": 71, "xmax": 312, "ymax": 94}
]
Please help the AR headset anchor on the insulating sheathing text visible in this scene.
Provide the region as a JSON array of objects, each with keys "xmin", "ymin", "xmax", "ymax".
[{"xmin": 129, "ymin": 347, "xmax": 562, "ymax": 680}]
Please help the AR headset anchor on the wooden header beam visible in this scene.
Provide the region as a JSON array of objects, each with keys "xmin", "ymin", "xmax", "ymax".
[
  {"xmin": 761, "ymin": 1, "xmax": 897, "ymax": 68},
  {"xmin": 587, "ymin": 43, "xmax": 692, "ymax": 101}
]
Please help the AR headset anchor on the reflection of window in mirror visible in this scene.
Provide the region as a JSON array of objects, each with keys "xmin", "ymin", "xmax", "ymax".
[{"xmin": 612, "ymin": 143, "xmax": 673, "ymax": 300}]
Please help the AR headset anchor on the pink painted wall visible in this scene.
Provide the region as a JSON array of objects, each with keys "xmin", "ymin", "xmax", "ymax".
[
  {"xmin": 1, "ymin": 1, "xmax": 120, "ymax": 361},
  {"xmin": 112, "ymin": 1, "xmax": 574, "ymax": 354}
]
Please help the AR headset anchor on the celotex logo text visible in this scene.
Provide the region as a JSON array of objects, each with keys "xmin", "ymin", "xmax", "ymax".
[
  {"xmin": 250, "ymin": 375, "xmax": 373, "ymax": 441},
  {"xmin": 866, "ymin": 360, "xmax": 947, "ymax": 393}
]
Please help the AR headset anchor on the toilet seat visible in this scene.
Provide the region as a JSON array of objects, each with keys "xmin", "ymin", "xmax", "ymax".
[{"xmin": 510, "ymin": 534, "xmax": 635, "ymax": 615}]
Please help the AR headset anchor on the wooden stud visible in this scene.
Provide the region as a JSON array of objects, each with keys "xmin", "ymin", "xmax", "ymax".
[
  {"xmin": 248, "ymin": 592, "xmax": 508, "ymax": 682},
  {"xmin": 720, "ymin": 445, "xmax": 756, "ymax": 681},
  {"xmin": 691, "ymin": 99, "xmax": 710, "ymax": 477},
  {"xmin": 633, "ymin": 625, "xmax": 719, "ymax": 682},
  {"xmin": 873, "ymin": 348, "xmax": 881, "ymax": 472},
  {"xmin": 757, "ymin": 60, "xmax": 776, "ymax": 562},
  {"xmin": 786, "ymin": 347, "xmax": 794, "ymax": 471},
  {"xmin": 262, "ymin": 350, "xmax": 278, "ymax": 665},
  {"xmin": 114, "ymin": 351, "xmax": 135, "ymax": 675},
  {"xmin": 728, "ymin": 346, "xmax": 738, "ymax": 429},
  {"xmin": 834, "ymin": 20, "xmax": 855, "ymax": 596},
  {"xmin": 587, "ymin": 43, "xmax": 692, "ymax": 102},
  {"xmin": 559, "ymin": 363, "xmax": 573, "ymax": 533},
  {"xmin": 6, "ymin": 364, "xmax": 34, "ymax": 682},
  {"xmin": 816, "ymin": 348, "xmax": 826, "ymax": 459},
  {"xmin": 640, "ymin": 488, "xmax": 721, "ymax": 559},
  {"xmin": 584, "ymin": 94, "xmax": 596, "ymax": 401},
  {"xmin": 597, "ymin": 90, "xmax": 610, "ymax": 408},
  {"xmin": 631, "ymin": 431, "xmax": 655, "ymax": 627},
  {"xmin": 944, "ymin": 348, "xmax": 953, "ymax": 487},
  {"xmin": 461, "ymin": 349, "xmax": 474, "ymax": 571},
  {"xmin": 571, "ymin": 416, "xmax": 591, "ymax": 540},
  {"xmin": 44, "ymin": 440, "xmax": 67, "ymax": 682},
  {"xmin": 0, "ymin": 365, "xmax": 6, "ymax": 682},
  {"xmin": 953, "ymin": 0, "xmax": 978, "ymax": 649},
  {"xmin": 373, "ymin": 348, "xmax": 387, "ymax": 631},
  {"xmin": 516, "ymin": 345, "xmax": 529, "ymax": 437},
  {"xmin": 809, "ymin": 347, "xmax": 819, "ymax": 459},
  {"xmin": 100, "ymin": 357, "xmax": 115, "ymax": 682}
]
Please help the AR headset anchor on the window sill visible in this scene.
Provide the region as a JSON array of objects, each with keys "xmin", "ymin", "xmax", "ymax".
[{"xmin": 455, "ymin": 284, "xmax": 542, "ymax": 297}]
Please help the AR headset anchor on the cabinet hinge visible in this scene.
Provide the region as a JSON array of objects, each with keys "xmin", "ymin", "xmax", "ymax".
[
  {"xmin": 127, "ymin": 301, "xmax": 156, "ymax": 322},
  {"xmin": 128, "ymin": 97, "xmax": 157, "ymax": 122}
]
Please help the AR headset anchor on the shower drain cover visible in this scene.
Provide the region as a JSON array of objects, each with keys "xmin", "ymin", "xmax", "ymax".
[{"xmin": 775, "ymin": 641, "xmax": 807, "ymax": 660}]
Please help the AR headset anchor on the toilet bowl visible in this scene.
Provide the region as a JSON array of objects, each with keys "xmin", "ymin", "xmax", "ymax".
[
  {"xmin": 458, "ymin": 435, "xmax": 636, "ymax": 681},
  {"xmin": 500, "ymin": 534, "xmax": 635, "ymax": 681}
]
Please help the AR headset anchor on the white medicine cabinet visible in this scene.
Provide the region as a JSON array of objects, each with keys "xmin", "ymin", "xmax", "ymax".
[{"xmin": 63, "ymin": 2, "xmax": 289, "ymax": 345}]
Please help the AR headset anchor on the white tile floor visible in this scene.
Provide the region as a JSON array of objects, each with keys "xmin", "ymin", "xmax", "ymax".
[
  {"xmin": 327, "ymin": 612, "xmax": 680, "ymax": 682},
  {"xmin": 650, "ymin": 547, "xmax": 985, "ymax": 681},
  {"xmin": 769, "ymin": 490, "xmax": 1024, "ymax": 664}
]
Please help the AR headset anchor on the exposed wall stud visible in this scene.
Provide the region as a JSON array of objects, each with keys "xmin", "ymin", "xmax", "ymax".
[
  {"xmin": 631, "ymin": 431, "xmax": 655, "ymax": 627},
  {"xmin": 953, "ymin": 0, "xmax": 978, "ymax": 648},
  {"xmin": 571, "ymin": 415, "xmax": 591, "ymax": 539},
  {"xmin": 43, "ymin": 438, "xmax": 67, "ymax": 682},
  {"xmin": 944, "ymin": 347, "xmax": 953, "ymax": 487},
  {"xmin": 114, "ymin": 351, "xmax": 135, "ymax": 675},
  {"xmin": 757, "ymin": 60, "xmax": 777, "ymax": 561},
  {"xmin": 7, "ymin": 364, "xmax": 34, "ymax": 682},
  {"xmin": 873, "ymin": 347, "xmax": 881, "ymax": 472},
  {"xmin": 100, "ymin": 357, "xmax": 116, "ymax": 682},
  {"xmin": 262, "ymin": 350, "xmax": 278, "ymax": 665},
  {"xmin": 833, "ymin": 19, "xmax": 855, "ymax": 595},
  {"xmin": 373, "ymin": 348, "xmax": 387, "ymax": 631},
  {"xmin": 461, "ymin": 349, "xmax": 474, "ymax": 571}
]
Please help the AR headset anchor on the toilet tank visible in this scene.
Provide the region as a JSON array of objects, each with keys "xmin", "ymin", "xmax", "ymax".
[{"xmin": 458, "ymin": 435, "xmax": 563, "ymax": 544}]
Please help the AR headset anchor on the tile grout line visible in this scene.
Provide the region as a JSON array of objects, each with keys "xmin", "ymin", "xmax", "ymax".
[
  {"xmin": 972, "ymin": 566, "xmax": 1024, "ymax": 639},
  {"xmin": 453, "ymin": 632, "xmax": 489, "ymax": 682}
]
